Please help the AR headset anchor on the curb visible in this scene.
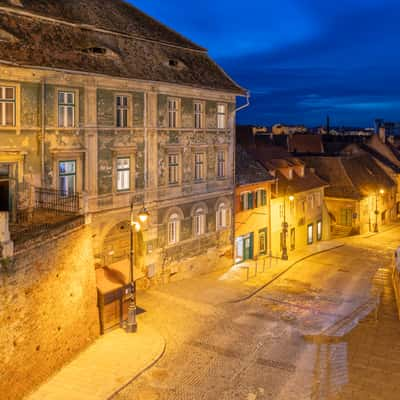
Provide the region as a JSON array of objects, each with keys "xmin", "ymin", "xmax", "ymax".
[
  {"xmin": 225, "ymin": 243, "xmax": 345, "ymax": 304},
  {"xmin": 108, "ymin": 334, "xmax": 167, "ymax": 399}
]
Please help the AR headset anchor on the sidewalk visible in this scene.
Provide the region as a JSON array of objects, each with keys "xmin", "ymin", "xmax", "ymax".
[
  {"xmin": 26, "ymin": 323, "xmax": 165, "ymax": 400},
  {"xmin": 220, "ymin": 239, "xmax": 345, "ymax": 302}
]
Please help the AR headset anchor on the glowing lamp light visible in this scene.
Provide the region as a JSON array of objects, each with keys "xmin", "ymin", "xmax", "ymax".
[
  {"xmin": 289, "ymin": 195, "xmax": 295, "ymax": 202},
  {"xmin": 138, "ymin": 207, "xmax": 150, "ymax": 223},
  {"xmin": 379, "ymin": 189, "xmax": 385, "ymax": 195}
]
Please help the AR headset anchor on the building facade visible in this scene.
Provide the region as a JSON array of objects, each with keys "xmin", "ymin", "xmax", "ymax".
[
  {"xmin": 234, "ymin": 145, "xmax": 275, "ymax": 263},
  {"xmin": 0, "ymin": 1, "xmax": 245, "ymax": 329}
]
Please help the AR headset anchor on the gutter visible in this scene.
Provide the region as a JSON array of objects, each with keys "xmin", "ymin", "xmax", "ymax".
[
  {"xmin": 40, "ymin": 78, "xmax": 46, "ymax": 187},
  {"xmin": 231, "ymin": 92, "xmax": 250, "ymax": 260}
]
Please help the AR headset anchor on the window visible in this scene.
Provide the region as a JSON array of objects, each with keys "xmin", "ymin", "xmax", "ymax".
[
  {"xmin": 217, "ymin": 104, "xmax": 227, "ymax": 129},
  {"xmin": 240, "ymin": 192, "xmax": 253, "ymax": 211},
  {"xmin": 216, "ymin": 203, "xmax": 229, "ymax": 230},
  {"xmin": 255, "ymin": 189, "xmax": 267, "ymax": 207},
  {"xmin": 194, "ymin": 209, "xmax": 206, "ymax": 236},
  {"xmin": 259, "ymin": 228, "xmax": 267, "ymax": 255},
  {"xmin": 194, "ymin": 102, "xmax": 204, "ymax": 129},
  {"xmin": 317, "ymin": 220, "xmax": 322, "ymax": 241},
  {"xmin": 116, "ymin": 95, "xmax": 128, "ymax": 128},
  {"xmin": 116, "ymin": 157, "xmax": 130, "ymax": 191},
  {"xmin": 307, "ymin": 194, "xmax": 315, "ymax": 210},
  {"xmin": 58, "ymin": 91, "xmax": 75, "ymax": 128},
  {"xmin": 315, "ymin": 192, "xmax": 322, "ymax": 208},
  {"xmin": 290, "ymin": 228, "xmax": 296, "ymax": 250},
  {"xmin": 307, "ymin": 223, "xmax": 314, "ymax": 245},
  {"xmin": 168, "ymin": 98, "xmax": 179, "ymax": 128},
  {"xmin": 217, "ymin": 150, "xmax": 226, "ymax": 178},
  {"xmin": 168, "ymin": 154, "xmax": 179, "ymax": 185},
  {"xmin": 168, "ymin": 213, "xmax": 180, "ymax": 245},
  {"xmin": 0, "ymin": 86, "xmax": 15, "ymax": 126},
  {"xmin": 59, "ymin": 161, "xmax": 76, "ymax": 197},
  {"xmin": 194, "ymin": 152, "xmax": 205, "ymax": 181}
]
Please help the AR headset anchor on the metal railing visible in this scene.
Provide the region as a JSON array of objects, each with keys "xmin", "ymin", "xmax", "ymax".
[{"xmin": 35, "ymin": 187, "xmax": 81, "ymax": 215}]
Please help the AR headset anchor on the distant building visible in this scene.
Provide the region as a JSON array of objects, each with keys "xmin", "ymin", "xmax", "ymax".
[
  {"xmin": 235, "ymin": 145, "xmax": 275, "ymax": 263},
  {"xmin": 239, "ymin": 135, "xmax": 330, "ymax": 258},
  {"xmin": 303, "ymin": 153, "xmax": 397, "ymax": 236},
  {"xmin": 375, "ymin": 119, "xmax": 400, "ymax": 137},
  {"xmin": 272, "ymin": 124, "xmax": 307, "ymax": 135}
]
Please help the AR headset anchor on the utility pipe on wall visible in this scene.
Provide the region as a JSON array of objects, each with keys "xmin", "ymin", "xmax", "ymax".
[
  {"xmin": 40, "ymin": 79, "xmax": 46, "ymax": 187},
  {"xmin": 231, "ymin": 92, "xmax": 250, "ymax": 261}
]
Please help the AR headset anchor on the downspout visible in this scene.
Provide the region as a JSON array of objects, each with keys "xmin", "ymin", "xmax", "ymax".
[
  {"xmin": 40, "ymin": 79, "xmax": 46, "ymax": 188},
  {"xmin": 143, "ymin": 92, "xmax": 148, "ymax": 199},
  {"xmin": 231, "ymin": 92, "xmax": 250, "ymax": 262}
]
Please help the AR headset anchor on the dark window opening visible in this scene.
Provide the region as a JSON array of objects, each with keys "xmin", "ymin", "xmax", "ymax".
[{"xmin": 82, "ymin": 47, "xmax": 108, "ymax": 55}]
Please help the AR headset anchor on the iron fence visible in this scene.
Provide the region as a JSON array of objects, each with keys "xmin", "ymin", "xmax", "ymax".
[{"xmin": 35, "ymin": 187, "xmax": 81, "ymax": 214}]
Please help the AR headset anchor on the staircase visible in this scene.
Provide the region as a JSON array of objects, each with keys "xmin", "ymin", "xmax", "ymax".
[{"xmin": 331, "ymin": 225, "xmax": 353, "ymax": 238}]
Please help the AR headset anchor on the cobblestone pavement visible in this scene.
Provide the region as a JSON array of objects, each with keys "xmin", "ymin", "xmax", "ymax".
[{"xmin": 114, "ymin": 227, "xmax": 400, "ymax": 400}]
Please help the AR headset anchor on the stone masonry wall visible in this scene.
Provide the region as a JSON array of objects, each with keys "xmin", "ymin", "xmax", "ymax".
[{"xmin": 0, "ymin": 226, "xmax": 99, "ymax": 400}]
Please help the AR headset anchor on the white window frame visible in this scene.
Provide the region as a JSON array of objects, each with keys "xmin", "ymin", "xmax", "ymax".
[
  {"xmin": 58, "ymin": 91, "xmax": 76, "ymax": 128},
  {"xmin": 168, "ymin": 213, "xmax": 180, "ymax": 245},
  {"xmin": 217, "ymin": 103, "xmax": 227, "ymax": 129},
  {"xmin": 317, "ymin": 220, "xmax": 322, "ymax": 241},
  {"xmin": 194, "ymin": 209, "xmax": 206, "ymax": 237},
  {"xmin": 168, "ymin": 98, "xmax": 179, "ymax": 128},
  {"xmin": 194, "ymin": 101, "xmax": 204, "ymax": 129},
  {"xmin": 116, "ymin": 95, "xmax": 129, "ymax": 128},
  {"xmin": 194, "ymin": 152, "xmax": 205, "ymax": 181},
  {"xmin": 256, "ymin": 189, "xmax": 267, "ymax": 207},
  {"xmin": 116, "ymin": 157, "xmax": 131, "ymax": 191},
  {"xmin": 217, "ymin": 150, "xmax": 226, "ymax": 178},
  {"xmin": 58, "ymin": 160, "xmax": 76, "ymax": 197},
  {"xmin": 307, "ymin": 223, "xmax": 314, "ymax": 245},
  {"xmin": 216, "ymin": 203, "xmax": 229, "ymax": 230},
  {"xmin": 168, "ymin": 153, "xmax": 180, "ymax": 185},
  {"xmin": 0, "ymin": 86, "xmax": 15, "ymax": 127}
]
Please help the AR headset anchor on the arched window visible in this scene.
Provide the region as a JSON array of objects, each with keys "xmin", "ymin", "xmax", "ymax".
[
  {"xmin": 193, "ymin": 208, "xmax": 206, "ymax": 237},
  {"xmin": 216, "ymin": 203, "xmax": 229, "ymax": 230},
  {"xmin": 168, "ymin": 213, "xmax": 180, "ymax": 245}
]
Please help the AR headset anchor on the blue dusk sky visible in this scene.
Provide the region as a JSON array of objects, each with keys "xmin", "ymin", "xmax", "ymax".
[{"xmin": 131, "ymin": 1, "xmax": 400, "ymax": 127}]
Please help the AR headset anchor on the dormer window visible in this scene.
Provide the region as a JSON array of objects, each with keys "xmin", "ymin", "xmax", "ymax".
[
  {"xmin": 288, "ymin": 169, "xmax": 293, "ymax": 180},
  {"xmin": 166, "ymin": 59, "xmax": 186, "ymax": 70},
  {"xmin": 83, "ymin": 47, "xmax": 107, "ymax": 55},
  {"xmin": 81, "ymin": 46, "xmax": 118, "ymax": 58}
]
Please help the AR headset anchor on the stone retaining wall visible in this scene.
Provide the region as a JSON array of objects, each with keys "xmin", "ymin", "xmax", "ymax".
[
  {"xmin": 0, "ymin": 226, "xmax": 99, "ymax": 400},
  {"xmin": 393, "ymin": 260, "xmax": 400, "ymax": 320}
]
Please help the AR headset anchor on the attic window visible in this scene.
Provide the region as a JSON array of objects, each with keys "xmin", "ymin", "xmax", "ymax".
[
  {"xmin": 165, "ymin": 58, "xmax": 186, "ymax": 70},
  {"xmin": 83, "ymin": 47, "xmax": 107, "ymax": 55}
]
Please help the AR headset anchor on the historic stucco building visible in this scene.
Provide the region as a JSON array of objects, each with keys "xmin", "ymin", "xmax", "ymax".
[{"xmin": 0, "ymin": 0, "xmax": 246, "ymax": 328}]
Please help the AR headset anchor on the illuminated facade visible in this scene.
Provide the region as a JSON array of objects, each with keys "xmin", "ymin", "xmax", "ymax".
[{"xmin": 0, "ymin": 0, "xmax": 245, "ymax": 326}]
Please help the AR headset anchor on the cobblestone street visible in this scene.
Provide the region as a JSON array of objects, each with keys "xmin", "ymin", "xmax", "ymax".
[{"xmin": 114, "ymin": 226, "xmax": 400, "ymax": 400}]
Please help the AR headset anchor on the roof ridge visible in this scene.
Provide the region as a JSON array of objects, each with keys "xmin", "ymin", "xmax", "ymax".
[
  {"xmin": 117, "ymin": 0, "xmax": 206, "ymax": 52},
  {"xmin": 0, "ymin": 2, "xmax": 207, "ymax": 53}
]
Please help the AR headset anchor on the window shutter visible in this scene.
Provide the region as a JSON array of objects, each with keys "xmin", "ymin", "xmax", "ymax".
[
  {"xmin": 248, "ymin": 192, "xmax": 253, "ymax": 209},
  {"xmin": 262, "ymin": 190, "xmax": 267, "ymax": 206}
]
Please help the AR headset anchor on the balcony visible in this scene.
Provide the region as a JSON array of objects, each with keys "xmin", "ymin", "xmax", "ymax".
[{"xmin": 9, "ymin": 184, "xmax": 85, "ymax": 248}]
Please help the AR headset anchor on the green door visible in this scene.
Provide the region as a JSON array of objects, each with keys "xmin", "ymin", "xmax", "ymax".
[{"xmin": 243, "ymin": 233, "xmax": 254, "ymax": 260}]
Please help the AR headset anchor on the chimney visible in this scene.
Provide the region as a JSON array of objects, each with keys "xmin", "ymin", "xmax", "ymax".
[{"xmin": 379, "ymin": 126, "xmax": 386, "ymax": 143}]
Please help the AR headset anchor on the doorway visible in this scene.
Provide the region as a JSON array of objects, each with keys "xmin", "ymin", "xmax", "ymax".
[{"xmin": 235, "ymin": 233, "xmax": 254, "ymax": 263}]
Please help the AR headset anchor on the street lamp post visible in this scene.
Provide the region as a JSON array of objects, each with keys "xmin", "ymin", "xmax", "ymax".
[
  {"xmin": 126, "ymin": 202, "xmax": 150, "ymax": 333},
  {"xmin": 281, "ymin": 194, "xmax": 294, "ymax": 260},
  {"xmin": 374, "ymin": 189, "xmax": 385, "ymax": 233}
]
